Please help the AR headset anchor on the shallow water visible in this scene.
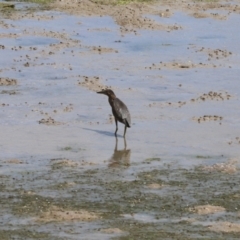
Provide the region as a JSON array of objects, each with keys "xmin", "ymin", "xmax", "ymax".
[{"xmin": 0, "ymin": 3, "xmax": 240, "ymax": 239}]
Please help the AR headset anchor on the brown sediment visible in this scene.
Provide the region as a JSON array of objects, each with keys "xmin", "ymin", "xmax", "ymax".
[
  {"xmin": 36, "ymin": 206, "xmax": 100, "ymax": 222},
  {"xmin": 100, "ymin": 228, "xmax": 124, "ymax": 233},
  {"xmin": 192, "ymin": 115, "xmax": 223, "ymax": 123},
  {"xmin": 5, "ymin": 159, "xmax": 23, "ymax": 164},
  {"xmin": 208, "ymin": 222, "xmax": 240, "ymax": 233},
  {"xmin": 146, "ymin": 183, "xmax": 165, "ymax": 189},
  {"xmin": 78, "ymin": 75, "xmax": 112, "ymax": 92},
  {"xmin": 189, "ymin": 205, "xmax": 225, "ymax": 215},
  {"xmin": 50, "ymin": 158, "xmax": 78, "ymax": 167},
  {"xmin": 0, "ymin": 77, "xmax": 17, "ymax": 86},
  {"xmin": 200, "ymin": 159, "xmax": 238, "ymax": 174},
  {"xmin": 38, "ymin": 117, "xmax": 63, "ymax": 125},
  {"xmin": 146, "ymin": 60, "xmax": 216, "ymax": 70}
]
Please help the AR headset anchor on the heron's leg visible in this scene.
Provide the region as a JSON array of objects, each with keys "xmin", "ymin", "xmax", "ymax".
[
  {"xmin": 124, "ymin": 136, "xmax": 127, "ymax": 149},
  {"xmin": 123, "ymin": 124, "xmax": 127, "ymax": 138},
  {"xmin": 114, "ymin": 118, "xmax": 118, "ymax": 136},
  {"xmin": 115, "ymin": 135, "xmax": 118, "ymax": 151}
]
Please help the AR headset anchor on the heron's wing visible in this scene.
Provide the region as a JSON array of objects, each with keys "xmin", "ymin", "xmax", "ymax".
[
  {"xmin": 113, "ymin": 98, "xmax": 131, "ymax": 127},
  {"xmin": 123, "ymin": 108, "xmax": 131, "ymax": 127}
]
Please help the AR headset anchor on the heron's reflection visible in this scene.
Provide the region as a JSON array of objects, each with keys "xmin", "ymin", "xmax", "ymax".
[{"xmin": 108, "ymin": 137, "xmax": 131, "ymax": 168}]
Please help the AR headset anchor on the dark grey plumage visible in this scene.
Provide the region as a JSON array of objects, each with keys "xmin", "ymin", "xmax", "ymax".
[{"xmin": 97, "ymin": 89, "xmax": 131, "ymax": 137}]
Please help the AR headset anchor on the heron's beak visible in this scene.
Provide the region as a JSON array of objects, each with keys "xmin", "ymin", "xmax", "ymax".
[{"xmin": 97, "ymin": 90, "xmax": 106, "ymax": 94}]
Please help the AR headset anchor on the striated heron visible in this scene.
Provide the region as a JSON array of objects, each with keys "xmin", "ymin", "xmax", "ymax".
[{"xmin": 97, "ymin": 89, "xmax": 131, "ymax": 137}]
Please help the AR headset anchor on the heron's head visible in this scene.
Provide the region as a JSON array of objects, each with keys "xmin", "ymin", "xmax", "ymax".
[{"xmin": 97, "ymin": 89, "xmax": 116, "ymax": 98}]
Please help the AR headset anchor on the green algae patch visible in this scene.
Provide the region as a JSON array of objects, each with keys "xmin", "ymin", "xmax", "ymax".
[
  {"xmin": 91, "ymin": 0, "xmax": 154, "ymax": 6},
  {"xmin": 0, "ymin": 229, "xmax": 50, "ymax": 240},
  {"xmin": 184, "ymin": 167, "xmax": 240, "ymax": 212},
  {"xmin": 0, "ymin": 2, "xmax": 15, "ymax": 14},
  {"xmin": 61, "ymin": 146, "xmax": 72, "ymax": 151},
  {"xmin": 0, "ymin": 2, "xmax": 14, "ymax": 8},
  {"xmin": 116, "ymin": 0, "xmax": 153, "ymax": 5},
  {"xmin": 196, "ymin": 0, "xmax": 219, "ymax": 2},
  {"xmin": 50, "ymin": 159, "xmax": 78, "ymax": 170},
  {"xmin": 59, "ymin": 145, "xmax": 86, "ymax": 152},
  {"xmin": 2, "ymin": 157, "xmax": 240, "ymax": 239},
  {"xmin": 49, "ymin": 181, "xmax": 76, "ymax": 190},
  {"xmin": 0, "ymin": 2, "xmax": 15, "ymax": 8},
  {"xmin": 143, "ymin": 157, "xmax": 161, "ymax": 163},
  {"xmin": 12, "ymin": 194, "xmax": 55, "ymax": 216},
  {"xmin": 22, "ymin": 0, "xmax": 53, "ymax": 4},
  {"xmin": 195, "ymin": 155, "xmax": 212, "ymax": 159}
]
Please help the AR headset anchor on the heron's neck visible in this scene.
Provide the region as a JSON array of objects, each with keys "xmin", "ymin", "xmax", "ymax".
[{"xmin": 108, "ymin": 95, "xmax": 116, "ymax": 107}]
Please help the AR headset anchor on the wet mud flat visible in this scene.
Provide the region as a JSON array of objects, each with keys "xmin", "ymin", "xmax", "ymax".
[
  {"xmin": 1, "ymin": 155, "xmax": 240, "ymax": 239},
  {"xmin": 1, "ymin": 0, "xmax": 240, "ymax": 239}
]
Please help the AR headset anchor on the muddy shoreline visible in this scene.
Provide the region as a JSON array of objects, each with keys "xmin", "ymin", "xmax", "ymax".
[{"xmin": 0, "ymin": 0, "xmax": 240, "ymax": 239}]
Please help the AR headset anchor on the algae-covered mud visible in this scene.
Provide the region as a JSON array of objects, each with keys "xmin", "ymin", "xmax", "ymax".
[{"xmin": 0, "ymin": 0, "xmax": 240, "ymax": 239}]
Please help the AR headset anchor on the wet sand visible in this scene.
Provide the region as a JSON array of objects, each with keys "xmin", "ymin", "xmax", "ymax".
[{"xmin": 0, "ymin": 0, "xmax": 240, "ymax": 239}]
